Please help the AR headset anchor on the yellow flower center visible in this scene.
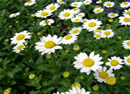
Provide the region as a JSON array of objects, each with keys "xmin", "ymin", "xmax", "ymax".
[
  {"xmin": 126, "ymin": 11, "xmax": 130, "ymax": 14},
  {"xmin": 86, "ymin": 1, "xmax": 90, "ymax": 3},
  {"xmin": 44, "ymin": 41, "xmax": 56, "ymax": 48},
  {"xmin": 127, "ymin": 58, "xmax": 130, "ymax": 63},
  {"xmin": 96, "ymin": 30, "xmax": 101, "ymax": 32},
  {"xmin": 99, "ymin": 72, "xmax": 108, "ymax": 79},
  {"xmin": 27, "ymin": 0, "xmax": 32, "ymax": 3},
  {"xmin": 82, "ymin": 58, "xmax": 94, "ymax": 67},
  {"xmin": 72, "ymin": 8, "xmax": 77, "ymax": 11},
  {"xmin": 106, "ymin": 3, "xmax": 112, "ymax": 6},
  {"xmin": 96, "ymin": 9, "xmax": 101, "ymax": 12},
  {"xmin": 65, "ymin": 35, "xmax": 72, "ymax": 40},
  {"xmin": 110, "ymin": 14, "xmax": 115, "ymax": 16},
  {"xmin": 124, "ymin": 17, "xmax": 130, "ymax": 22},
  {"xmin": 88, "ymin": 22, "xmax": 96, "ymax": 27},
  {"xmin": 78, "ymin": 14, "xmax": 83, "ymax": 17},
  {"xmin": 17, "ymin": 45, "xmax": 24, "ymax": 50},
  {"xmin": 12, "ymin": 14, "xmax": 17, "ymax": 17},
  {"xmin": 73, "ymin": 30, "xmax": 80, "ymax": 34},
  {"xmin": 127, "ymin": 41, "xmax": 130, "ymax": 46},
  {"xmin": 43, "ymin": 20, "xmax": 50, "ymax": 24},
  {"xmin": 40, "ymin": 12, "xmax": 48, "ymax": 16},
  {"xmin": 110, "ymin": 60, "xmax": 119, "ymax": 66},
  {"xmin": 59, "ymin": 0, "xmax": 63, "ymax": 3},
  {"xmin": 16, "ymin": 34, "xmax": 25, "ymax": 41},
  {"xmin": 104, "ymin": 31, "xmax": 111, "ymax": 36},
  {"xmin": 73, "ymin": 3, "xmax": 78, "ymax": 6},
  {"xmin": 96, "ymin": 34, "xmax": 101, "ymax": 38},
  {"xmin": 74, "ymin": 18, "xmax": 80, "ymax": 22},
  {"xmin": 72, "ymin": 83, "xmax": 81, "ymax": 88},
  {"xmin": 63, "ymin": 12, "xmax": 71, "ymax": 17},
  {"xmin": 83, "ymin": 20, "xmax": 87, "ymax": 23},
  {"xmin": 49, "ymin": 6, "xmax": 56, "ymax": 10},
  {"xmin": 106, "ymin": 76, "xmax": 116, "ymax": 85},
  {"xmin": 123, "ymin": 2, "xmax": 128, "ymax": 5},
  {"xmin": 76, "ymin": 93, "xmax": 80, "ymax": 94}
]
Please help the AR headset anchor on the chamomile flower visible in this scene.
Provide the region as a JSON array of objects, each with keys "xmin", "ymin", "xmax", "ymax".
[
  {"xmin": 94, "ymin": 67, "xmax": 114, "ymax": 83},
  {"xmin": 9, "ymin": 12, "xmax": 20, "ymax": 18},
  {"xmin": 46, "ymin": 3, "xmax": 60, "ymax": 12},
  {"xmin": 24, "ymin": 0, "xmax": 36, "ymax": 6},
  {"xmin": 35, "ymin": 35, "xmax": 62, "ymax": 55},
  {"xmin": 94, "ymin": 33, "xmax": 102, "ymax": 39},
  {"xmin": 103, "ymin": 2, "xmax": 115, "ymax": 8},
  {"xmin": 120, "ymin": 2, "xmax": 130, "ymax": 8},
  {"xmin": 94, "ymin": 29, "xmax": 102, "ymax": 33},
  {"xmin": 83, "ymin": 19, "xmax": 102, "ymax": 32},
  {"xmin": 57, "ymin": 0, "xmax": 64, "ymax": 4},
  {"xmin": 119, "ymin": 15, "xmax": 130, "ymax": 26},
  {"xmin": 61, "ymin": 34, "xmax": 77, "ymax": 45},
  {"xmin": 71, "ymin": 8, "xmax": 80, "ymax": 14},
  {"xmin": 102, "ymin": 29, "xmax": 114, "ymax": 38},
  {"xmin": 105, "ymin": 76, "xmax": 116, "ymax": 85},
  {"xmin": 76, "ymin": 13, "xmax": 85, "ymax": 18},
  {"xmin": 71, "ymin": 2, "xmax": 82, "ymax": 8},
  {"xmin": 39, "ymin": 19, "xmax": 54, "ymax": 26},
  {"xmin": 13, "ymin": 43, "xmax": 25, "ymax": 53},
  {"xmin": 83, "ymin": 0, "xmax": 92, "ymax": 5},
  {"xmin": 122, "ymin": 40, "xmax": 130, "ymax": 49},
  {"xmin": 124, "ymin": 55, "xmax": 130, "ymax": 66},
  {"xmin": 71, "ymin": 17, "xmax": 82, "ymax": 23},
  {"xmin": 82, "ymin": 18, "xmax": 88, "ymax": 23},
  {"xmin": 93, "ymin": 7, "xmax": 104, "ymax": 14},
  {"xmin": 58, "ymin": 9, "xmax": 74, "ymax": 20},
  {"xmin": 73, "ymin": 52, "xmax": 103, "ymax": 75},
  {"xmin": 35, "ymin": 9, "xmax": 52, "ymax": 18},
  {"xmin": 106, "ymin": 56, "xmax": 124, "ymax": 70},
  {"xmin": 107, "ymin": 13, "xmax": 118, "ymax": 18},
  {"xmin": 69, "ymin": 27, "xmax": 82, "ymax": 35},
  {"xmin": 123, "ymin": 9, "xmax": 130, "ymax": 16},
  {"xmin": 96, "ymin": 0, "xmax": 102, "ymax": 4},
  {"xmin": 66, "ymin": 87, "xmax": 90, "ymax": 94},
  {"xmin": 11, "ymin": 30, "xmax": 31, "ymax": 44}
]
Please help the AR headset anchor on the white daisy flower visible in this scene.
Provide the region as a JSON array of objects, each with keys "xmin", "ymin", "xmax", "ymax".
[
  {"xmin": 35, "ymin": 35, "xmax": 62, "ymax": 55},
  {"xmin": 103, "ymin": 1, "xmax": 115, "ymax": 8},
  {"xmin": 73, "ymin": 52, "xmax": 103, "ymax": 75},
  {"xmin": 105, "ymin": 75, "xmax": 116, "ymax": 85},
  {"xmin": 123, "ymin": 9, "xmax": 130, "ymax": 16},
  {"xmin": 46, "ymin": 3, "xmax": 60, "ymax": 12},
  {"xmin": 94, "ymin": 33, "xmax": 102, "ymax": 39},
  {"xmin": 61, "ymin": 34, "xmax": 77, "ymax": 45},
  {"xmin": 24, "ymin": 0, "xmax": 36, "ymax": 6},
  {"xmin": 71, "ymin": 8, "xmax": 80, "ymax": 14},
  {"xmin": 71, "ymin": 17, "xmax": 82, "ymax": 23},
  {"xmin": 83, "ymin": 19, "xmax": 102, "ymax": 32},
  {"xmin": 66, "ymin": 87, "xmax": 90, "ymax": 94},
  {"xmin": 35, "ymin": 9, "xmax": 52, "ymax": 18},
  {"xmin": 96, "ymin": 0, "xmax": 102, "ymax": 4},
  {"xmin": 93, "ymin": 7, "xmax": 104, "ymax": 14},
  {"xmin": 94, "ymin": 67, "xmax": 114, "ymax": 83},
  {"xmin": 39, "ymin": 19, "xmax": 54, "ymax": 26},
  {"xmin": 58, "ymin": 9, "xmax": 74, "ymax": 20},
  {"xmin": 124, "ymin": 55, "xmax": 130, "ymax": 66},
  {"xmin": 120, "ymin": 2, "xmax": 130, "ymax": 8},
  {"xmin": 9, "ymin": 12, "xmax": 20, "ymax": 18},
  {"xmin": 83, "ymin": 0, "xmax": 92, "ymax": 5},
  {"xmin": 82, "ymin": 18, "xmax": 88, "ymax": 23},
  {"xmin": 106, "ymin": 56, "xmax": 124, "ymax": 70},
  {"xmin": 102, "ymin": 29, "xmax": 114, "ymax": 38},
  {"xmin": 107, "ymin": 13, "xmax": 118, "ymax": 18},
  {"xmin": 122, "ymin": 40, "xmax": 130, "ymax": 49},
  {"xmin": 94, "ymin": 29, "xmax": 102, "ymax": 33},
  {"xmin": 71, "ymin": 2, "xmax": 82, "ymax": 8},
  {"xmin": 57, "ymin": 0, "xmax": 64, "ymax": 4},
  {"xmin": 10, "ymin": 30, "xmax": 31, "ymax": 44},
  {"xmin": 13, "ymin": 43, "xmax": 25, "ymax": 53},
  {"xmin": 119, "ymin": 15, "xmax": 130, "ymax": 26},
  {"xmin": 76, "ymin": 12, "xmax": 85, "ymax": 18},
  {"xmin": 69, "ymin": 27, "xmax": 82, "ymax": 35}
]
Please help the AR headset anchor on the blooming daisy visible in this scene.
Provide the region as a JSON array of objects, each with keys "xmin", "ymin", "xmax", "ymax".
[
  {"xmin": 39, "ymin": 19, "xmax": 54, "ymax": 26},
  {"xmin": 105, "ymin": 76, "xmax": 116, "ymax": 85},
  {"xmin": 94, "ymin": 29, "xmax": 102, "ymax": 33},
  {"xmin": 83, "ymin": 19, "xmax": 102, "ymax": 32},
  {"xmin": 83, "ymin": 0, "xmax": 92, "ymax": 5},
  {"xmin": 71, "ymin": 8, "xmax": 80, "ymax": 14},
  {"xmin": 82, "ymin": 18, "xmax": 88, "ymax": 23},
  {"xmin": 120, "ymin": 2, "xmax": 130, "ymax": 8},
  {"xmin": 94, "ymin": 67, "xmax": 114, "ymax": 83},
  {"xmin": 106, "ymin": 56, "xmax": 124, "ymax": 70},
  {"xmin": 35, "ymin": 35, "xmax": 62, "ymax": 55},
  {"xmin": 71, "ymin": 2, "xmax": 82, "ymax": 8},
  {"xmin": 57, "ymin": 0, "xmax": 64, "ymax": 4},
  {"xmin": 11, "ymin": 30, "xmax": 31, "ymax": 44},
  {"xmin": 61, "ymin": 34, "xmax": 77, "ymax": 45},
  {"xmin": 103, "ymin": 2, "xmax": 115, "ymax": 8},
  {"xmin": 46, "ymin": 3, "xmax": 60, "ymax": 12},
  {"xmin": 24, "ymin": 0, "xmax": 36, "ymax": 6},
  {"xmin": 73, "ymin": 52, "xmax": 103, "ymax": 75},
  {"xmin": 58, "ymin": 9, "xmax": 74, "ymax": 20},
  {"xmin": 94, "ymin": 33, "xmax": 102, "ymax": 39},
  {"xmin": 102, "ymin": 29, "xmax": 114, "ymax": 38},
  {"xmin": 124, "ymin": 55, "xmax": 130, "ymax": 66},
  {"xmin": 66, "ymin": 87, "xmax": 90, "ymax": 94},
  {"xmin": 119, "ymin": 15, "xmax": 130, "ymax": 26},
  {"xmin": 69, "ymin": 27, "xmax": 82, "ymax": 35},
  {"xmin": 93, "ymin": 7, "xmax": 104, "ymax": 14},
  {"xmin": 13, "ymin": 43, "xmax": 25, "ymax": 53},
  {"xmin": 71, "ymin": 17, "xmax": 82, "ymax": 23},
  {"xmin": 96, "ymin": 0, "xmax": 102, "ymax": 4},
  {"xmin": 123, "ymin": 9, "xmax": 130, "ymax": 16},
  {"xmin": 9, "ymin": 12, "xmax": 20, "ymax": 18},
  {"xmin": 35, "ymin": 9, "xmax": 52, "ymax": 18},
  {"xmin": 76, "ymin": 13, "xmax": 85, "ymax": 18},
  {"xmin": 107, "ymin": 13, "xmax": 118, "ymax": 18},
  {"xmin": 122, "ymin": 40, "xmax": 130, "ymax": 49}
]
